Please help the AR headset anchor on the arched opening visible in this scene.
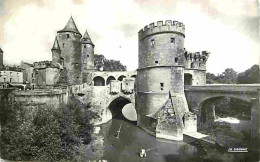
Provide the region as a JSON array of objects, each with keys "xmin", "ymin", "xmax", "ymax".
[
  {"xmin": 118, "ymin": 75, "xmax": 126, "ymax": 81},
  {"xmin": 130, "ymin": 75, "xmax": 137, "ymax": 79},
  {"xmin": 199, "ymin": 96, "xmax": 251, "ymax": 148},
  {"xmin": 184, "ymin": 73, "xmax": 192, "ymax": 85},
  {"xmin": 93, "ymin": 76, "xmax": 105, "ymax": 86},
  {"xmin": 106, "ymin": 76, "xmax": 116, "ymax": 85},
  {"xmin": 108, "ymin": 97, "xmax": 137, "ymax": 122}
]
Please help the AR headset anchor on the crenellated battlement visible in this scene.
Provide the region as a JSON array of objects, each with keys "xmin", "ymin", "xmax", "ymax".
[
  {"xmin": 184, "ymin": 50, "xmax": 210, "ymax": 70},
  {"xmin": 138, "ymin": 20, "xmax": 185, "ymax": 41},
  {"xmin": 184, "ymin": 50, "xmax": 210, "ymax": 63}
]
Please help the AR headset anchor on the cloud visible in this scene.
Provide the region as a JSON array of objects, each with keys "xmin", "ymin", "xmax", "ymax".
[{"xmin": 0, "ymin": 0, "xmax": 259, "ymax": 74}]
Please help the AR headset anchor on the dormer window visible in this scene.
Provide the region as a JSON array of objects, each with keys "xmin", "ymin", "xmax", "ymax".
[
  {"xmin": 151, "ymin": 39, "xmax": 155, "ymax": 46},
  {"xmin": 171, "ymin": 38, "xmax": 175, "ymax": 43},
  {"xmin": 66, "ymin": 34, "xmax": 70, "ymax": 39}
]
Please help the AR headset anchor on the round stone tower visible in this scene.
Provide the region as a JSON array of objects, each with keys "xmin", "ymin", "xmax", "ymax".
[
  {"xmin": 136, "ymin": 20, "xmax": 187, "ymax": 132},
  {"xmin": 57, "ymin": 17, "xmax": 82, "ymax": 85},
  {"xmin": 81, "ymin": 29, "xmax": 95, "ymax": 84}
]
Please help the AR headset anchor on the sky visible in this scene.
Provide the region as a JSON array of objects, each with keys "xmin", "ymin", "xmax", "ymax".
[{"xmin": 0, "ymin": 0, "xmax": 259, "ymax": 74}]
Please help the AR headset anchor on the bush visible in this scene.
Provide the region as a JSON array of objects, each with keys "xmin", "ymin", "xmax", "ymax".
[{"xmin": 0, "ymin": 97, "xmax": 97, "ymax": 161}]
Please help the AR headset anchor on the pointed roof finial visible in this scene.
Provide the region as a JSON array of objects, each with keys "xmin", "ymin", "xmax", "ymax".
[
  {"xmin": 81, "ymin": 29, "xmax": 94, "ymax": 46},
  {"xmin": 58, "ymin": 17, "xmax": 81, "ymax": 36},
  {"xmin": 52, "ymin": 37, "xmax": 61, "ymax": 50}
]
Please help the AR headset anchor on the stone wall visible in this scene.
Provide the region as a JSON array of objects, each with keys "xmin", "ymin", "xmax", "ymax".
[
  {"xmin": 184, "ymin": 69, "xmax": 206, "ymax": 85},
  {"xmin": 11, "ymin": 88, "xmax": 68, "ymax": 108}
]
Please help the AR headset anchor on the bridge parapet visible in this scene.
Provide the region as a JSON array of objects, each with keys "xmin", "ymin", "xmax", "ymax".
[{"xmin": 185, "ymin": 84, "xmax": 260, "ymax": 94}]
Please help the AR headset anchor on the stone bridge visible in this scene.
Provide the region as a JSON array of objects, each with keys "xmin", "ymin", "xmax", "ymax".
[
  {"xmin": 70, "ymin": 71, "xmax": 137, "ymax": 125},
  {"xmin": 184, "ymin": 84, "xmax": 260, "ymax": 140}
]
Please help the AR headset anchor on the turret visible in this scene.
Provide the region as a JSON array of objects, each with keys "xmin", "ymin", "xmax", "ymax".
[
  {"xmin": 0, "ymin": 47, "xmax": 3, "ymax": 69},
  {"xmin": 136, "ymin": 20, "xmax": 189, "ymax": 140},
  {"xmin": 81, "ymin": 29, "xmax": 95, "ymax": 83},
  {"xmin": 138, "ymin": 20, "xmax": 186, "ymax": 68},
  {"xmin": 51, "ymin": 37, "xmax": 61, "ymax": 67},
  {"xmin": 57, "ymin": 17, "xmax": 82, "ymax": 85},
  {"xmin": 184, "ymin": 50, "xmax": 210, "ymax": 70}
]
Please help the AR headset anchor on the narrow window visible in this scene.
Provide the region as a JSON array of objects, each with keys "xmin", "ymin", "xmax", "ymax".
[
  {"xmin": 171, "ymin": 38, "xmax": 175, "ymax": 43},
  {"xmin": 199, "ymin": 63, "xmax": 201, "ymax": 67},
  {"xmin": 175, "ymin": 58, "xmax": 178, "ymax": 62},
  {"xmin": 63, "ymin": 43, "xmax": 65, "ymax": 48},
  {"xmin": 155, "ymin": 61, "xmax": 158, "ymax": 64},
  {"xmin": 10, "ymin": 78, "xmax": 12, "ymax": 82},
  {"xmin": 84, "ymin": 45, "xmax": 86, "ymax": 48},
  {"xmin": 87, "ymin": 55, "xmax": 89, "ymax": 58},
  {"xmin": 160, "ymin": 83, "xmax": 164, "ymax": 90},
  {"xmin": 151, "ymin": 39, "xmax": 155, "ymax": 46},
  {"xmin": 3, "ymin": 78, "xmax": 6, "ymax": 82},
  {"xmin": 66, "ymin": 34, "xmax": 70, "ymax": 39}
]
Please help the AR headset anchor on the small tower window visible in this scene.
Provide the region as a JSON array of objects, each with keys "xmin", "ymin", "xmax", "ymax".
[
  {"xmin": 171, "ymin": 38, "xmax": 175, "ymax": 43},
  {"xmin": 63, "ymin": 43, "xmax": 65, "ymax": 48},
  {"xmin": 84, "ymin": 45, "xmax": 86, "ymax": 48},
  {"xmin": 160, "ymin": 83, "xmax": 164, "ymax": 90},
  {"xmin": 10, "ymin": 78, "xmax": 12, "ymax": 82},
  {"xmin": 151, "ymin": 39, "xmax": 155, "ymax": 46},
  {"xmin": 155, "ymin": 61, "xmax": 158, "ymax": 64},
  {"xmin": 3, "ymin": 78, "xmax": 6, "ymax": 82},
  {"xmin": 66, "ymin": 34, "xmax": 70, "ymax": 39},
  {"xmin": 87, "ymin": 55, "xmax": 89, "ymax": 58},
  {"xmin": 175, "ymin": 58, "xmax": 178, "ymax": 62}
]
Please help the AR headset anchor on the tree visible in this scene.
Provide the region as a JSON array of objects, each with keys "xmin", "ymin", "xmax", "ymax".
[
  {"xmin": 215, "ymin": 68, "xmax": 237, "ymax": 84},
  {"xmin": 237, "ymin": 65, "xmax": 260, "ymax": 84},
  {"xmin": 0, "ymin": 97, "xmax": 97, "ymax": 161},
  {"xmin": 206, "ymin": 68, "xmax": 238, "ymax": 84},
  {"xmin": 94, "ymin": 54, "xmax": 127, "ymax": 71},
  {"xmin": 206, "ymin": 72, "xmax": 217, "ymax": 84}
]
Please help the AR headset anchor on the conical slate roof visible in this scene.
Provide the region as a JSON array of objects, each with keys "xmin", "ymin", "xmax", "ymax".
[
  {"xmin": 52, "ymin": 37, "xmax": 60, "ymax": 50},
  {"xmin": 81, "ymin": 29, "xmax": 94, "ymax": 46},
  {"xmin": 58, "ymin": 17, "xmax": 81, "ymax": 36}
]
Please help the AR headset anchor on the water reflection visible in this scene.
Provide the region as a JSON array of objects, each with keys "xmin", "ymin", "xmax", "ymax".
[{"xmin": 99, "ymin": 115, "xmax": 204, "ymax": 162}]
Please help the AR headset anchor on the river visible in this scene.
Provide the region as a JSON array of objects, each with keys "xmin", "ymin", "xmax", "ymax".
[{"xmin": 99, "ymin": 116, "xmax": 206, "ymax": 162}]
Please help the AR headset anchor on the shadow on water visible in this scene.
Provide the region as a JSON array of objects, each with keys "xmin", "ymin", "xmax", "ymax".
[
  {"xmin": 99, "ymin": 114, "xmax": 206, "ymax": 162},
  {"xmin": 99, "ymin": 113, "xmax": 259, "ymax": 162}
]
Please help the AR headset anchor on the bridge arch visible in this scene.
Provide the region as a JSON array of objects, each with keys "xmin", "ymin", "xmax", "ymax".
[
  {"xmin": 118, "ymin": 75, "xmax": 126, "ymax": 81},
  {"xmin": 106, "ymin": 76, "xmax": 116, "ymax": 85},
  {"xmin": 107, "ymin": 96, "xmax": 136, "ymax": 121},
  {"xmin": 199, "ymin": 96, "xmax": 251, "ymax": 127},
  {"xmin": 93, "ymin": 76, "xmax": 105, "ymax": 86},
  {"xmin": 131, "ymin": 75, "xmax": 137, "ymax": 79}
]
